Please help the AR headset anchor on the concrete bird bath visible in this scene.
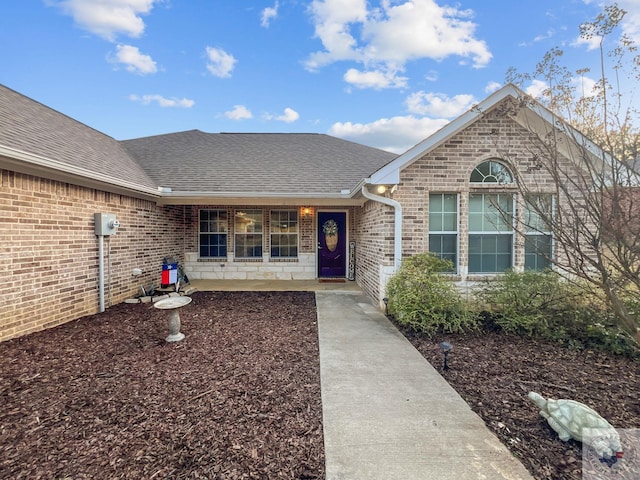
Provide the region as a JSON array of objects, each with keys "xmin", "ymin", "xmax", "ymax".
[{"xmin": 153, "ymin": 296, "xmax": 192, "ymax": 342}]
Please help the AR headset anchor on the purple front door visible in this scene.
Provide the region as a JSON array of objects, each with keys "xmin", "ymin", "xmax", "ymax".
[{"xmin": 317, "ymin": 211, "xmax": 347, "ymax": 278}]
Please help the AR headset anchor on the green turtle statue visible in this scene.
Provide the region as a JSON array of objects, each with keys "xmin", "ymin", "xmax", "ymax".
[{"xmin": 528, "ymin": 391, "xmax": 623, "ymax": 461}]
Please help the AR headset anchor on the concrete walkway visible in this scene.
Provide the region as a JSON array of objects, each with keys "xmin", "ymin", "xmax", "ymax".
[
  {"xmin": 316, "ymin": 291, "xmax": 534, "ymax": 480},
  {"xmin": 189, "ymin": 280, "xmax": 533, "ymax": 478}
]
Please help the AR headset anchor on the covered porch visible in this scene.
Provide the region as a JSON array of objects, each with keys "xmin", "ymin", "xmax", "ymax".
[{"xmin": 187, "ymin": 278, "xmax": 363, "ymax": 293}]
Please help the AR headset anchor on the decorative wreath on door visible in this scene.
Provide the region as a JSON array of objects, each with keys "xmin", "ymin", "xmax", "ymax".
[{"xmin": 322, "ymin": 219, "xmax": 338, "ymax": 252}]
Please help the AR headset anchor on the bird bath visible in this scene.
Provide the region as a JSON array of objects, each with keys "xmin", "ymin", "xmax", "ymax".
[{"xmin": 153, "ymin": 296, "xmax": 192, "ymax": 342}]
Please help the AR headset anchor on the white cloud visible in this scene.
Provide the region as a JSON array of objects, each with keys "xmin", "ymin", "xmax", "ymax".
[
  {"xmin": 533, "ymin": 29, "xmax": 555, "ymax": 43},
  {"xmin": 524, "ymin": 74, "xmax": 598, "ymax": 103},
  {"xmin": 329, "ymin": 115, "xmax": 449, "ymax": 153},
  {"xmin": 344, "ymin": 68, "xmax": 407, "ymax": 89},
  {"xmin": 225, "ymin": 105, "xmax": 253, "ymax": 120},
  {"xmin": 405, "ymin": 91, "xmax": 475, "ymax": 118},
  {"xmin": 306, "ymin": 0, "xmax": 492, "ymax": 88},
  {"xmin": 573, "ymin": 1, "xmax": 640, "ymax": 50},
  {"xmin": 49, "ymin": 0, "xmax": 158, "ymax": 41},
  {"xmin": 110, "ymin": 44, "xmax": 157, "ymax": 74},
  {"xmin": 618, "ymin": 0, "xmax": 640, "ymax": 45},
  {"xmin": 129, "ymin": 94, "xmax": 194, "ymax": 108},
  {"xmin": 571, "ymin": 34, "xmax": 601, "ymax": 51},
  {"xmin": 574, "ymin": 75, "xmax": 597, "ymax": 97},
  {"xmin": 485, "ymin": 81, "xmax": 502, "ymax": 93},
  {"xmin": 205, "ymin": 46, "xmax": 237, "ymax": 78},
  {"xmin": 265, "ymin": 107, "xmax": 300, "ymax": 123},
  {"xmin": 261, "ymin": 1, "xmax": 279, "ymax": 28},
  {"xmin": 525, "ymin": 79, "xmax": 547, "ymax": 99}
]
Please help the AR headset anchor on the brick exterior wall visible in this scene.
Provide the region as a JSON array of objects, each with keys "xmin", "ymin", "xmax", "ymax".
[
  {"xmin": 0, "ymin": 169, "xmax": 186, "ymax": 341},
  {"xmin": 354, "ymin": 200, "xmax": 395, "ymax": 302},
  {"xmin": 182, "ymin": 205, "xmax": 358, "ymax": 281},
  {"xmin": 2, "ymin": 98, "xmax": 579, "ymax": 340},
  {"xmin": 354, "ymin": 103, "xmax": 567, "ymax": 304}
]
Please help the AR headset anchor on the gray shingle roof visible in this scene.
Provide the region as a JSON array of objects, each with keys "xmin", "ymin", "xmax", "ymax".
[
  {"xmin": 0, "ymin": 84, "xmax": 157, "ymax": 191},
  {"xmin": 1, "ymin": 84, "xmax": 397, "ymax": 197},
  {"xmin": 121, "ymin": 130, "xmax": 397, "ymax": 195}
]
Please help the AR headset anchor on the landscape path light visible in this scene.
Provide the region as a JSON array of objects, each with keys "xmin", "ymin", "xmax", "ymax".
[{"xmin": 440, "ymin": 341, "xmax": 453, "ymax": 371}]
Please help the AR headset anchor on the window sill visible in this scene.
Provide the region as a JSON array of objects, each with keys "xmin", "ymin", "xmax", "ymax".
[{"xmin": 269, "ymin": 258, "xmax": 299, "ymax": 263}]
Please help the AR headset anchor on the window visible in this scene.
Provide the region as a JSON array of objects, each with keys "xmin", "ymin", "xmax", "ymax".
[
  {"xmin": 470, "ymin": 160, "xmax": 514, "ymax": 184},
  {"xmin": 525, "ymin": 194, "xmax": 553, "ymax": 270},
  {"xmin": 468, "ymin": 193, "xmax": 513, "ymax": 273},
  {"xmin": 199, "ymin": 209, "xmax": 227, "ymax": 258},
  {"xmin": 428, "ymin": 193, "xmax": 458, "ymax": 269},
  {"xmin": 270, "ymin": 210, "xmax": 298, "ymax": 258},
  {"xmin": 234, "ymin": 209, "xmax": 263, "ymax": 258}
]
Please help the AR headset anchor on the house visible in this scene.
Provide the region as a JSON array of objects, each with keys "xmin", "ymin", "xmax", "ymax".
[{"xmin": 1, "ymin": 83, "xmax": 587, "ymax": 341}]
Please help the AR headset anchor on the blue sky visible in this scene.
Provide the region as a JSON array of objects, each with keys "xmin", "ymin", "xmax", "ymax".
[{"xmin": 1, "ymin": 1, "xmax": 639, "ymax": 153}]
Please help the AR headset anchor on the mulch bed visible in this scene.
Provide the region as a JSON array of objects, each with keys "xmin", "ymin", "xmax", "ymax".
[
  {"xmin": 399, "ymin": 325, "xmax": 640, "ymax": 480},
  {"xmin": 3, "ymin": 290, "xmax": 639, "ymax": 480},
  {"xmin": 0, "ymin": 291, "xmax": 324, "ymax": 480}
]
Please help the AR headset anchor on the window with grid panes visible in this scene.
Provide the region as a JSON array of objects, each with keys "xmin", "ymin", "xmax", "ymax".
[
  {"xmin": 428, "ymin": 193, "xmax": 458, "ymax": 270},
  {"xmin": 199, "ymin": 209, "xmax": 227, "ymax": 258},
  {"xmin": 270, "ymin": 210, "xmax": 298, "ymax": 258},
  {"xmin": 468, "ymin": 193, "xmax": 514, "ymax": 273},
  {"xmin": 234, "ymin": 209, "xmax": 263, "ymax": 258},
  {"xmin": 525, "ymin": 194, "xmax": 553, "ymax": 270}
]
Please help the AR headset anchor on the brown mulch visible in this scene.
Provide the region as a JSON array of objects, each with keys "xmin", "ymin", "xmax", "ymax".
[
  {"xmin": 3, "ymin": 290, "xmax": 639, "ymax": 480},
  {"xmin": 0, "ymin": 291, "xmax": 324, "ymax": 480},
  {"xmin": 399, "ymin": 325, "xmax": 640, "ymax": 480}
]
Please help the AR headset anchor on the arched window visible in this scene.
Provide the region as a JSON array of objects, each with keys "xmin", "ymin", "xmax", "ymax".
[
  {"xmin": 468, "ymin": 160, "xmax": 515, "ymax": 273},
  {"xmin": 470, "ymin": 160, "xmax": 513, "ymax": 184}
]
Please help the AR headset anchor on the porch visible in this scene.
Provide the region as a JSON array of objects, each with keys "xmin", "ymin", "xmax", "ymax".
[{"xmin": 187, "ymin": 278, "xmax": 363, "ymax": 292}]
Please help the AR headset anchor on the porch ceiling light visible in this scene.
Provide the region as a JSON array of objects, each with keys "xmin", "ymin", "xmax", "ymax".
[{"xmin": 376, "ymin": 185, "xmax": 387, "ymax": 194}]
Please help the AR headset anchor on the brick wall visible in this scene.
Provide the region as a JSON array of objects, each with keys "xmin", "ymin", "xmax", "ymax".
[
  {"xmin": 392, "ymin": 106, "xmax": 562, "ymax": 280},
  {"xmin": 354, "ymin": 200, "xmax": 395, "ymax": 302},
  {"xmin": 182, "ymin": 206, "xmax": 359, "ymax": 281},
  {"xmin": 353, "ymin": 102, "xmax": 572, "ymax": 302},
  {"xmin": 0, "ymin": 169, "xmax": 185, "ymax": 341}
]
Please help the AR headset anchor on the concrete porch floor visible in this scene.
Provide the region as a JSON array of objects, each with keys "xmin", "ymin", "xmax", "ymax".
[{"xmin": 187, "ymin": 278, "xmax": 363, "ymax": 292}]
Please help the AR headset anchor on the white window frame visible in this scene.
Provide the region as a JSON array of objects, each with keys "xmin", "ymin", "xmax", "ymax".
[
  {"xmin": 428, "ymin": 193, "xmax": 459, "ymax": 272},
  {"xmin": 234, "ymin": 209, "xmax": 263, "ymax": 259},
  {"xmin": 270, "ymin": 209, "xmax": 299, "ymax": 259},
  {"xmin": 468, "ymin": 193, "xmax": 515, "ymax": 274},
  {"xmin": 524, "ymin": 194, "xmax": 554, "ymax": 271},
  {"xmin": 199, "ymin": 209, "xmax": 228, "ymax": 258}
]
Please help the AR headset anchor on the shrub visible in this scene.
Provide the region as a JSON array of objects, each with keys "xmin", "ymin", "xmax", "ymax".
[
  {"xmin": 477, "ymin": 270, "xmax": 639, "ymax": 357},
  {"xmin": 385, "ymin": 253, "xmax": 478, "ymax": 336},
  {"xmin": 476, "ymin": 269, "xmax": 573, "ymax": 337}
]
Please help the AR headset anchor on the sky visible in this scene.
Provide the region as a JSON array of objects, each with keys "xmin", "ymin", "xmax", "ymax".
[{"xmin": 1, "ymin": 0, "xmax": 639, "ymax": 154}]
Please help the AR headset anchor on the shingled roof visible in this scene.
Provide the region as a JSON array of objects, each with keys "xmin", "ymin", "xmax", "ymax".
[
  {"xmin": 0, "ymin": 84, "xmax": 157, "ymax": 195},
  {"xmin": 0, "ymin": 84, "xmax": 397, "ymax": 201},
  {"xmin": 121, "ymin": 130, "xmax": 396, "ymax": 196}
]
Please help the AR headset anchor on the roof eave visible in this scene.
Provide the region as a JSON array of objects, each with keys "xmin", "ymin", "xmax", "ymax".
[
  {"xmin": 156, "ymin": 191, "xmax": 365, "ymax": 206},
  {"xmin": 369, "ymin": 84, "xmax": 522, "ymax": 184},
  {"xmin": 0, "ymin": 145, "xmax": 161, "ymax": 201}
]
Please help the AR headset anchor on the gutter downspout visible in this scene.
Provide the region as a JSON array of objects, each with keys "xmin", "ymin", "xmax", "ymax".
[{"xmin": 361, "ymin": 184, "xmax": 402, "ymax": 272}]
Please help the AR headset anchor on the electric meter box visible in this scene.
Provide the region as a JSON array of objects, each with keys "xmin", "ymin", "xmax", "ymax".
[
  {"xmin": 94, "ymin": 213, "xmax": 118, "ymax": 236},
  {"xmin": 162, "ymin": 263, "xmax": 178, "ymax": 286}
]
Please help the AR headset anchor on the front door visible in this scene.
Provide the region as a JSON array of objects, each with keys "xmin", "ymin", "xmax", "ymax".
[{"xmin": 317, "ymin": 211, "xmax": 347, "ymax": 278}]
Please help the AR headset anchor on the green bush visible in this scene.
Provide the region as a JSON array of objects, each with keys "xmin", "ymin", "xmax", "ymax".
[
  {"xmin": 476, "ymin": 269, "xmax": 573, "ymax": 337},
  {"xmin": 477, "ymin": 269, "xmax": 639, "ymax": 357},
  {"xmin": 385, "ymin": 253, "xmax": 478, "ymax": 336}
]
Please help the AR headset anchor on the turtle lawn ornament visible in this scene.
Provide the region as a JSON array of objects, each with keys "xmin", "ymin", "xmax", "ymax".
[{"xmin": 528, "ymin": 391, "xmax": 624, "ymax": 462}]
